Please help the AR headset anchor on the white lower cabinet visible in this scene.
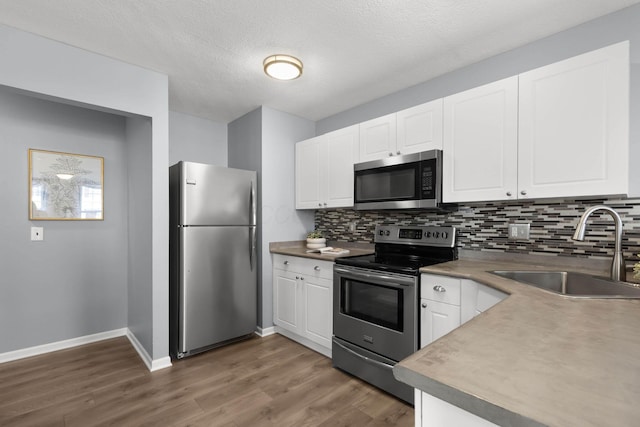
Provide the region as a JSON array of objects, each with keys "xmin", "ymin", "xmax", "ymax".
[
  {"xmin": 418, "ymin": 274, "xmax": 507, "ymax": 426},
  {"xmin": 272, "ymin": 254, "xmax": 333, "ymax": 357},
  {"xmin": 420, "ymin": 274, "xmax": 462, "ymax": 348}
]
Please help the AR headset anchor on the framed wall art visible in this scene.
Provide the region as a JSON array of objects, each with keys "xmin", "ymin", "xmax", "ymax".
[{"xmin": 29, "ymin": 149, "xmax": 104, "ymax": 220}]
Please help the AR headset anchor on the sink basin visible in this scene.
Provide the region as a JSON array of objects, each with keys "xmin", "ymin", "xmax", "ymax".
[{"xmin": 490, "ymin": 270, "xmax": 640, "ymax": 298}]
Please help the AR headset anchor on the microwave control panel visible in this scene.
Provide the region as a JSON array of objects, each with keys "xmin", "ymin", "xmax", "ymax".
[{"xmin": 420, "ymin": 159, "xmax": 435, "ymax": 198}]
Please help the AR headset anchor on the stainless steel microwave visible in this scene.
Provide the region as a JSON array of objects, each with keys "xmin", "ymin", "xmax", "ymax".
[{"xmin": 354, "ymin": 150, "xmax": 444, "ymax": 210}]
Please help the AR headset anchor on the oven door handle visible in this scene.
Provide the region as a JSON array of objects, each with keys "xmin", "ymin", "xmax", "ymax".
[
  {"xmin": 333, "ymin": 339, "xmax": 395, "ymax": 371},
  {"xmin": 334, "ymin": 266, "xmax": 416, "ymax": 288}
]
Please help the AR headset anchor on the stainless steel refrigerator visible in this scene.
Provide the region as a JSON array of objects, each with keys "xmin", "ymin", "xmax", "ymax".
[{"xmin": 169, "ymin": 161, "xmax": 257, "ymax": 359}]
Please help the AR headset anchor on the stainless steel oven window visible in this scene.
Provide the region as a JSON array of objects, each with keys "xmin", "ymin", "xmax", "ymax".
[{"xmin": 340, "ymin": 277, "xmax": 404, "ymax": 331}]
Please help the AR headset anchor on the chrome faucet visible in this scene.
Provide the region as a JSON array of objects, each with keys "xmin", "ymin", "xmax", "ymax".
[{"xmin": 572, "ymin": 205, "xmax": 625, "ymax": 281}]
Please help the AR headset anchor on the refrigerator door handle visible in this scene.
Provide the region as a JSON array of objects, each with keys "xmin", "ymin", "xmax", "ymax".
[
  {"xmin": 250, "ymin": 180, "xmax": 257, "ymax": 226},
  {"xmin": 249, "ymin": 226, "xmax": 256, "ymax": 270},
  {"xmin": 249, "ymin": 180, "xmax": 257, "ymax": 270}
]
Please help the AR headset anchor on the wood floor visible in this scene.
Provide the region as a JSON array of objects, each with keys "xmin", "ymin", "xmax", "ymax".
[{"xmin": 0, "ymin": 334, "xmax": 413, "ymax": 426}]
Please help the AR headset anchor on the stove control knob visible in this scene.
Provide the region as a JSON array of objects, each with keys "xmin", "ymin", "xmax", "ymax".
[
  {"xmin": 425, "ymin": 231, "xmax": 431, "ymax": 238},
  {"xmin": 385, "ymin": 230, "xmax": 390, "ymax": 236},
  {"xmin": 379, "ymin": 230, "xmax": 384, "ymax": 236},
  {"xmin": 442, "ymin": 231, "xmax": 448, "ymax": 239},
  {"xmin": 434, "ymin": 231, "xmax": 440, "ymax": 238}
]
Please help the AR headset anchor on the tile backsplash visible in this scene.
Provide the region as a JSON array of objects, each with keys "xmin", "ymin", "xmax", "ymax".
[{"xmin": 314, "ymin": 198, "xmax": 640, "ymax": 261}]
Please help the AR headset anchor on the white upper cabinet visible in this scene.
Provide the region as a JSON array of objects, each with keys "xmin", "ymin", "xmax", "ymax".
[
  {"xmin": 360, "ymin": 100, "xmax": 444, "ymax": 163},
  {"xmin": 324, "ymin": 125, "xmax": 360, "ymax": 207},
  {"xmin": 295, "ymin": 136, "xmax": 324, "ymax": 209},
  {"xmin": 443, "ymin": 41, "xmax": 629, "ymax": 203},
  {"xmin": 443, "ymin": 77, "xmax": 519, "ymax": 203},
  {"xmin": 518, "ymin": 41, "xmax": 629, "ymax": 199},
  {"xmin": 359, "ymin": 113, "xmax": 397, "ymax": 162},
  {"xmin": 295, "ymin": 125, "xmax": 359, "ymax": 209},
  {"xmin": 397, "ymin": 99, "xmax": 443, "ymax": 154}
]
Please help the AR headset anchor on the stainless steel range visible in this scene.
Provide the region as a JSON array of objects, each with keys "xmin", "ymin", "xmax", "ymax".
[{"xmin": 332, "ymin": 224, "xmax": 456, "ymax": 404}]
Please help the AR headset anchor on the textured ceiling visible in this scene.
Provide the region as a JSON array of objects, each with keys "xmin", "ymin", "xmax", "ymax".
[{"xmin": 0, "ymin": 0, "xmax": 638, "ymax": 123}]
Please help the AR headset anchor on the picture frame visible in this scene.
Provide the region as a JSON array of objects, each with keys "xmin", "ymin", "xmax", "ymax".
[{"xmin": 29, "ymin": 149, "xmax": 104, "ymax": 220}]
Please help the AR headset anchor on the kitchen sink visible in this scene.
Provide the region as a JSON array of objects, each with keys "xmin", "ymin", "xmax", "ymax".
[{"xmin": 490, "ymin": 270, "xmax": 640, "ymax": 298}]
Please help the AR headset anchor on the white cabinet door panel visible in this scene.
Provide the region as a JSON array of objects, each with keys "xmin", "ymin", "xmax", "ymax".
[
  {"xmin": 443, "ymin": 76, "xmax": 519, "ymax": 202},
  {"xmin": 295, "ymin": 137, "xmax": 324, "ymax": 209},
  {"xmin": 518, "ymin": 41, "xmax": 629, "ymax": 199},
  {"xmin": 420, "ymin": 300, "xmax": 460, "ymax": 349},
  {"xmin": 274, "ymin": 270, "xmax": 299, "ymax": 332},
  {"xmin": 397, "ymin": 99, "xmax": 443, "ymax": 154},
  {"xmin": 359, "ymin": 113, "xmax": 397, "ymax": 162},
  {"xmin": 325, "ymin": 125, "xmax": 359, "ymax": 207},
  {"xmin": 303, "ymin": 278, "xmax": 332, "ymax": 348}
]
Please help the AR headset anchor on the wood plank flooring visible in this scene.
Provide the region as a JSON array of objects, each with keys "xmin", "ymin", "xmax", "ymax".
[{"xmin": 0, "ymin": 334, "xmax": 413, "ymax": 426}]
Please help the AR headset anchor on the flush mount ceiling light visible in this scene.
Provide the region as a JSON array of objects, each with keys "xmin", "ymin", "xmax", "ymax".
[{"xmin": 263, "ymin": 54, "xmax": 303, "ymax": 80}]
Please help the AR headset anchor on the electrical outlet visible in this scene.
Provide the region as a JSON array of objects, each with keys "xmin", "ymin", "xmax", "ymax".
[
  {"xmin": 508, "ymin": 223, "xmax": 530, "ymax": 240},
  {"xmin": 31, "ymin": 226, "xmax": 44, "ymax": 241}
]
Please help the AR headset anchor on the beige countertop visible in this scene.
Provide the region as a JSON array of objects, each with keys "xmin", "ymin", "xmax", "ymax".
[
  {"xmin": 393, "ymin": 255, "xmax": 640, "ymax": 427},
  {"xmin": 269, "ymin": 240, "xmax": 374, "ymax": 261}
]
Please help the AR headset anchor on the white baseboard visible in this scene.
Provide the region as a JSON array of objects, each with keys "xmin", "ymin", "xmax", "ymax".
[
  {"xmin": 0, "ymin": 328, "xmax": 127, "ymax": 364},
  {"xmin": 125, "ymin": 329, "xmax": 172, "ymax": 372},
  {"xmin": 255, "ymin": 326, "xmax": 276, "ymax": 337},
  {"xmin": 0, "ymin": 328, "xmax": 173, "ymax": 372}
]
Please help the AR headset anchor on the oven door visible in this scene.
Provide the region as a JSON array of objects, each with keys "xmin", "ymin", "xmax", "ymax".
[{"xmin": 333, "ymin": 265, "xmax": 417, "ymax": 362}]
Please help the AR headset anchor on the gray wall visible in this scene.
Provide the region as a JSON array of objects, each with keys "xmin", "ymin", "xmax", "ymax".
[
  {"xmin": 126, "ymin": 116, "xmax": 153, "ymax": 353},
  {"xmin": 228, "ymin": 107, "xmax": 262, "ymax": 173},
  {"xmin": 0, "ymin": 23, "xmax": 169, "ymax": 365},
  {"xmin": 261, "ymin": 106, "xmax": 315, "ymax": 329},
  {"xmin": 169, "ymin": 111, "xmax": 227, "ymax": 166},
  {"xmin": 228, "ymin": 108, "xmax": 264, "ymax": 326},
  {"xmin": 0, "ymin": 90, "xmax": 128, "ymax": 353},
  {"xmin": 228, "ymin": 107, "xmax": 315, "ymax": 329},
  {"xmin": 316, "ymin": 4, "xmax": 640, "ymax": 196}
]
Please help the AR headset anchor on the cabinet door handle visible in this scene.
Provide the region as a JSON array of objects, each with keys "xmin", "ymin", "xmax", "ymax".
[
  {"xmin": 421, "ymin": 302, "xmax": 427, "ymax": 308},
  {"xmin": 300, "ymin": 277, "xmax": 304, "ymax": 281},
  {"xmin": 520, "ymin": 190, "xmax": 527, "ymax": 196},
  {"xmin": 318, "ymin": 203, "xmax": 322, "ymax": 207},
  {"xmin": 388, "ymin": 152, "xmax": 394, "ymax": 156},
  {"xmin": 506, "ymin": 191, "xmax": 512, "ymax": 197},
  {"xmin": 314, "ymin": 266, "xmax": 320, "ymax": 271},
  {"xmin": 396, "ymin": 151, "xmax": 401, "ymax": 155},
  {"xmin": 433, "ymin": 285, "xmax": 446, "ymax": 293},
  {"xmin": 295, "ymin": 276, "xmax": 299, "ymax": 280},
  {"xmin": 284, "ymin": 260, "xmax": 289, "ymax": 265}
]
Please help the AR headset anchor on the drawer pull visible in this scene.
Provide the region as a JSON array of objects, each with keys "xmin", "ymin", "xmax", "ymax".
[
  {"xmin": 314, "ymin": 266, "xmax": 320, "ymax": 271},
  {"xmin": 283, "ymin": 260, "xmax": 289, "ymax": 265},
  {"xmin": 433, "ymin": 285, "xmax": 446, "ymax": 293}
]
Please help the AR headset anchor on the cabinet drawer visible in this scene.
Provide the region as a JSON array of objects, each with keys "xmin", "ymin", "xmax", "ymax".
[
  {"xmin": 273, "ymin": 254, "xmax": 334, "ymax": 280},
  {"xmin": 421, "ymin": 274, "xmax": 461, "ymax": 305}
]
